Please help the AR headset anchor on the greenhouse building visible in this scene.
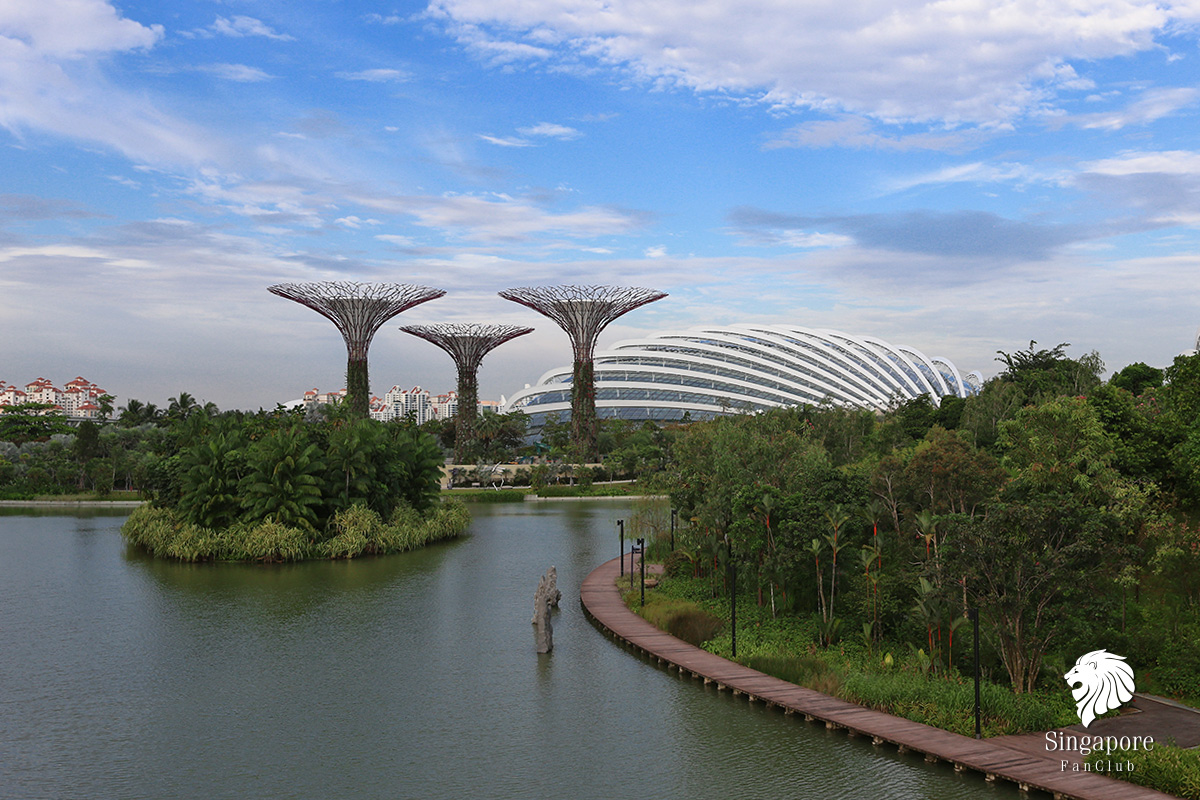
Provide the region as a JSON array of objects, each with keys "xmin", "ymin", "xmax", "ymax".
[{"xmin": 501, "ymin": 324, "xmax": 982, "ymax": 429}]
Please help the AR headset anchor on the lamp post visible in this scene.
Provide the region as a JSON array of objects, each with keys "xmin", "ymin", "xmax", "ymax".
[
  {"xmin": 726, "ymin": 535, "xmax": 737, "ymax": 658},
  {"xmin": 630, "ymin": 538, "xmax": 641, "ymax": 589},
  {"xmin": 618, "ymin": 519, "xmax": 625, "ymax": 576},
  {"xmin": 970, "ymin": 607, "xmax": 981, "ymax": 739},
  {"xmin": 638, "ymin": 538, "xmax": 646, "ymax": 607}
]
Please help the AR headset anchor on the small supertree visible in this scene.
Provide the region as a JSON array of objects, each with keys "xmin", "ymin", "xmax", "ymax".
[
  {"xmin": 498, "ymin": 285, "xmax": 666, "ymax": 462},
  {"xmin": 401, "ymin": 323, "xmax": 533, "ymax": 464},
  {"xmin": 268, "ymin": 281, "xmax": 445, "ymax": 417}
]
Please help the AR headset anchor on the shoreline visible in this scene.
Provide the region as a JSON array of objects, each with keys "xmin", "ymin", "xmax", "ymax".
[{"xmin": 0, "ymin": 499, "xmax": 145, "ymax": 507}]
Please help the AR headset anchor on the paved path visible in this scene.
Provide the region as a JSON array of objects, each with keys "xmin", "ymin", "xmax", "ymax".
[{"xmin": 581, "ymin": 555, "xmax": 1180, "ymax": 800}]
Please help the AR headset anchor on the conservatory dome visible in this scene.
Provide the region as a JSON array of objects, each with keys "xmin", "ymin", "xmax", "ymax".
[{"xmin": 501, "ymin": 323, "xmax": 982, "ymax": 427}]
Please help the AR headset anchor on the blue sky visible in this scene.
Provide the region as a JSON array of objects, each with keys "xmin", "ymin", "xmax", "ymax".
[{"xmin": 4, "ymin": 1, "xmax": 1200, "ymax": 409}]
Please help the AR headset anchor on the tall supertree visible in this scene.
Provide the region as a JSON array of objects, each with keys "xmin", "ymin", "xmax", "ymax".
[
  {"xmin": 401, "ymin": 323, "xmax": 533, "ymax": 464},
  {"xmin": 499, "ymin": 285, "xmax": 667, "ymax": 462},
  {"xmin": 268, "ymin": 281, "xmax": 445, "ymax": 417}
]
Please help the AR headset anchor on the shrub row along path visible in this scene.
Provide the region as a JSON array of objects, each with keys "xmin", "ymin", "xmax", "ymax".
[{"xmin": 580, "ymin": 554, "xmax": 1178, "ymax": 800}]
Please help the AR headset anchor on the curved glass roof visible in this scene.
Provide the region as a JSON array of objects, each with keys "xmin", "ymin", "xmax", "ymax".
[{"xmin": 502, "ymin": 324, "xmax": 980, "ymax": 421}]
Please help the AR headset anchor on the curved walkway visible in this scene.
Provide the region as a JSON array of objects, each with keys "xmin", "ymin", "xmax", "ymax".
[{"xmin": 580, "ymin": 555, "xmax": 1178, "ymax": 800}]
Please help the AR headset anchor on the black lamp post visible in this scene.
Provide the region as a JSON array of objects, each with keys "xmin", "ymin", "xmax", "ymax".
[
  {"xmin": 638, "ymin": 538, "xmax": 646, "ymax": 607},
  {"xmin": 970, "ymin": 607, "xmax": 981, "ymax": 739},
  {"xmin": 630, "ymin": 537, "xmax": 642, "ymax": 589},
  {"xmin": 726, "ymin": 535, "xmax": 737, "ymax": 658},
  {"xmin": 618, "ymin": 519, "xmax": 625, "ymax": 576}
]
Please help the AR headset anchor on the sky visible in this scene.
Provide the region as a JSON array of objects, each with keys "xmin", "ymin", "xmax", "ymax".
[{"xmin": 4, "ymin": 0, "xmax": 1200, "ymax": 410}]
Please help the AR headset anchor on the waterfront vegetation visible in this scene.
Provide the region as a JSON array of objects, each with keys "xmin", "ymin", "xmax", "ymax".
[
  {"xmin": 1084, "ymin": 741, "xmax": 1200, "ymax": 798},
  {"xmin": 625, "ymin": 576, "xmax": 1077, "ymax": 737},
  {"xmin": 607, "ymin": 345, "xmax": 1200, "ymax": 797},
  {"xmin": 122, "ymin": 500, "xmax": 470, "ymax": 562}
]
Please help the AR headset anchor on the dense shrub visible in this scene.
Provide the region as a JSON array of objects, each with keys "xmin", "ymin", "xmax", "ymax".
[
  {"xmin": 122, "ymin": 499, "xmax": 469, "ymax": 562},
  {"xmin": 636, "ymin": 595, "xmax": 723, "ymax": 646},
  {"xmin": 1086, "ymin": 741, "xmax": 1200, "ymax": 799}
]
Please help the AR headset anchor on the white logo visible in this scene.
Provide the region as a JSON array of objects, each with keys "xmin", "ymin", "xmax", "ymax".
[{"xmin": 1064, "ymin": 649, "xmax": 1135, "ymax": 727}]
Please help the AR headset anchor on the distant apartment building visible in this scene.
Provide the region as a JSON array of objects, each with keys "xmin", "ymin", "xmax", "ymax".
[
  {"xmin": 300, "ymin": 385, "xmax": 486, "ymax": 424},
  {"xmin": 0, "ymin": 376, "xmax": 108, "ymax": 418}
]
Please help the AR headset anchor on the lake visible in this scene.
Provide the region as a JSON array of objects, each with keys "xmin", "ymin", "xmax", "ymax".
[{"xmin": 0, "ymin": 501, "xmax": 1020, "ymax": 799}]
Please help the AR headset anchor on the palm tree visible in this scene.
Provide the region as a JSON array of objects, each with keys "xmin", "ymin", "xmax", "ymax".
[
  {"xmin": 118, "ymin": 398, "xmax": 145, "ymax": 427},
  {"xmin": 822, "ymin": 503, "xmax": 851, "ymax": 621},
  {"xmin": 168, "ymin": 392, "xmax": 198, "ymax": 421}
]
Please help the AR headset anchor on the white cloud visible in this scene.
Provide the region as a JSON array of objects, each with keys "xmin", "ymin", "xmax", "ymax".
[
  {"xmin": 348, "ymin": 190, "xmax": 649, "ymax": 242},
  {"xmin": 0, "ymin": 0, "xmax": 161, "ymax": 56},
  {"xmin": 644, "ymin": 245, "xmax": 666, "ymax": 258},
  {"xmin": 335, "ymin": 68, "xmax": 410, "ymax": 82},
  {"xmin": 334, "ymin": 216, "xmax": 381, "ymax": 229},
  {"xmin": 1079, "ymin": 150, "xmax": 1200, "ymax": 176},
  {"xmin": 477, "ymin": 133, "xmax": 533, "ymax": 147},
  {"xmin": 199, "ymin": 63, "xmax": 274, "ymax": 82},
  {"xmin": 518, "ymin": 122, "xmax": 581, "ymax": 139},
  {"xmin": 376, "ymin": 234, "xmax": 415, "ymax": 246},
  {"xmin": 209, "ymin": 16, "xmax": 293, "ymax": 41},
  {"xmin": 363, "ymin": 13, "xmax": 406, "ymax": 26},
  {"xmin": 428, "ymin": 0, "xmax": 1200, "ymax": 125},
  {"xmin": 888, "ymin": 161, "xmax": 1050, "ymax": 192},
  {"xmin": 764, "ymin": 117, "xmax": 978, "ymax": 152},
  {"xmin": 1059, "ymin": 87, "xmax": 1200, "ymax": 130},
  {"xmin": 0, "ymin": 1, "xmax": 220, "ymax": 167}
]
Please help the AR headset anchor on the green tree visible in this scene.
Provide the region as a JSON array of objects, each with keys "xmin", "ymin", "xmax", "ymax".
[
  {"xmin": 1110, "ymin": 362, "xmax": 1162, "ymax": 396},
  {"xmin": 178, "ymin": 428, "xmax": 248, "ymax": 528},
  {"xmin": 240, "ymin": 428, "xmax": 326, "ymax": 532},
  {"xmin": 951, "ymin": 397, "xmax": 1125, "ymax": 693},
  {"xmin": 0, "ymin": 403, "xmax": 74, "ymax": 445}
]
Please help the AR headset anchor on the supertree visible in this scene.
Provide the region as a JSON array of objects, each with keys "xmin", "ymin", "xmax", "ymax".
[
  {"xmin": 401, "ymin": 323, "xmax": 533, "ymax": 464},
  {"xmin": 498, "ymin": 285, "xmax": 667, "ymax": 462},
  {"xmin": 268, "ymin": 281, "xmax": 445, "ymax": 417}
]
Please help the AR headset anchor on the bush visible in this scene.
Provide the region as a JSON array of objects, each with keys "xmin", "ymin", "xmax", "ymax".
[
  {"xmin": 636, "ymin": 595, "xmax": 723, "ymax": 646},
  {"xmin": 121, "ymin": 499, "xmax": 470, "ymax": 562},
  {"xmin": 1086, "ymin": 741, "xmax": 1200, "ymax": 799}
]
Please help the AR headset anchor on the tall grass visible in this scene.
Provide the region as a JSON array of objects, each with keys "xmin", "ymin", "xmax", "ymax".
[
  {"xmin": 1085, "ymin": 741, "xmax": 1200, "ymax": 799},
  {"xmin": 122, "ymin": 500, "xmax": 470, "ymax": 562}
]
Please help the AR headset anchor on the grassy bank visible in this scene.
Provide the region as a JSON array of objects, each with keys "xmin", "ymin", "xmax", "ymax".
[
  {"xmin": 1085, "ymin": 742, "xmax": 1200, "ymax": 799},
  {"xmin": 0, "ymin": 489, "xmax": 144, "ymax": 502},
  {"xmin": 624, "ymin": 573, "xmax": 1077, "ymax": 738},
  {"xmin": 122, "ymin": 500, "xmax": 470, "ymax": 562}
]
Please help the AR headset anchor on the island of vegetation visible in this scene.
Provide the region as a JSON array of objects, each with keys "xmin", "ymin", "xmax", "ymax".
[{"xmin": 118, "ymin": 408, "xmax": 470, "ymax": 562}]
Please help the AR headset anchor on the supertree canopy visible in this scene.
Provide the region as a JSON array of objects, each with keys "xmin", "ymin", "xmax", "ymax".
[
  {"xmin": 498, "ymin": 285, "xmax": 666, "ymax": 461},
  {"xmin": 268, "ymin": 281, "xmax": 445, "ymax": 416},
  {"xmin": 401, "ymin": 323, "xmax": 533, "ymax": 464}
]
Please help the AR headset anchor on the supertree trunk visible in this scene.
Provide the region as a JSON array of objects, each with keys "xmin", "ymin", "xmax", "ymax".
[
  {"xmin": 571, "ymin": 359, "xmax": 597, "ymax": 463},
  {"xmin": 345, "ymin": 357, "xmax": 370, "ymax": 417},
  {"xmin": 269, "ymin": 282, "xmax": 445, "ymax": 417},
  {"xmin": 499, "ymin": 285, "xmax": 666, "ymax": 463},
  {"xmin": 456, "ymin": 366, "xmax": 479, "ymax": 465},
  {"xmin": 401, "ymin": 324, "xmax": 533, "ymax": 463}
]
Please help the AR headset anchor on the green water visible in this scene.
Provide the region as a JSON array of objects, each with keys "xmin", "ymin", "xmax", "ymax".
[{"xmin": 0, "ymin": 502, "xmax": 1022, "ymax": 799}]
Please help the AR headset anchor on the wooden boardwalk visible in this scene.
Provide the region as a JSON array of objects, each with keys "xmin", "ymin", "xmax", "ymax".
[{"xmin": 580, "ymin": 555, "xmax": 1179, "ymax": 800}]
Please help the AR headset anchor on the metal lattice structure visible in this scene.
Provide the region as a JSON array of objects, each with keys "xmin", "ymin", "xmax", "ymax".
[
  {"xmin": 499, "ymin": 285, "xmax": 667, "ymax": 461},
  {"xmin": 268, "ymin": 281, "xmax": 446, "ymax": 416},
  {"xmin": 401, "ymin": 323, "xmax": 533, "ymax": 464}
]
